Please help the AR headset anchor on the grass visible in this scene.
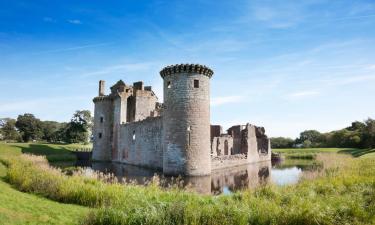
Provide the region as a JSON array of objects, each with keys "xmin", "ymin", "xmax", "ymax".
[
  {"xmin": 361, "ymin": 152, "xmax": 375, "ymax": 158},
  {"xmin": 273, "ymin": 147, "xmax": 354, "ymax": 154},
  {"xmin": 273, "ymin": 147, "xmax": 375, "ymax": 157},
  {"xmin": 0, "ymin": 160, "xmax": 89, "ymax": 225},
  {"xmin": 0, "ymin": 143, "xmax": 374, "ymax": 225},
  {"xmin": 0, "ymin": 142, "xmax": 91, "ymax": 162},
  {"xmin": 273, "ymin": 147, "xmax": 375, "ymax": 161},
  {"xmin": 0, "ymin": 142, "xmax": 91, "ymax": 225},
  {"xmin": 273, "ymin": 159, "xmax": 323, "ymax": 171}
]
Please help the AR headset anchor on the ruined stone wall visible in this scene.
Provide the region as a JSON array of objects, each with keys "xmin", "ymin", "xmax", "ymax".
[
  {"xmin": 117, "ymin": 117, "xmax": 163, "ymax": 169},
  {"xmin": 92, "ymin": 97, "xmax": 113, "ymax": 161},
  {"xmin": 211, "ymin": 136, "xmax": 234, "ymax": 156},
  {"xmin": 245, "ymin": 124, "xmax": 272, "ymax": 163},
  {"xmin": 161, "ymin": 64, "xmax": 213, "ymax": 176},
  {"xmin": 228, "ymin": 125, "xmax": 245, "ymax": 154}
]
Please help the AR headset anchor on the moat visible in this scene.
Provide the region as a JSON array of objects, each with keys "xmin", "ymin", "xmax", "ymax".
[{"xmin": 53, "ymin": 158, "xmax": 320, "ymax": 195}]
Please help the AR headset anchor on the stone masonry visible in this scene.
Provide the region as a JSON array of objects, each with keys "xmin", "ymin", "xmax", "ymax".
[{"xmin": 92, "ymin": 64, "xmax": 271, "ymax": 176}]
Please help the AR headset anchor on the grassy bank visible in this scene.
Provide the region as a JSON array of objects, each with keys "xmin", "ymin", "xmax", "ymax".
[
  {"xmin": 0, "ymin": 144, "xmax": 374, "ymax": 225},
  {"xmin": 0, "ymin": 142, "xmax": 91, "ymax": 162},
  {"xmin": 0, "ymin": 143, "xmax": 91, "ymax": 224},
  {"xmin": 0, "ymin": 160, "xmax": 89, "ymax": 225},
  {"xmin": 273, "ymin": 147, "xmax": 375, "ymax": 157}
]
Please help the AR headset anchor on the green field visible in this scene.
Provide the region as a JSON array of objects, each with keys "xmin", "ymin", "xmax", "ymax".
[
  {"xmin": 273, "ymin": 147, "xmax": 375, "ymax": 157},
  {"xmin": 0, "ymin": 143, "xmax": 375, "ymax": 225},
  {"xmin": 0, "ymin": 142, "xmax": 91, "ymax": 162}
]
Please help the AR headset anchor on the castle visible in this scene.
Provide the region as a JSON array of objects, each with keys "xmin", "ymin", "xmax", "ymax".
[{"xmin": 92, "ymin": 64, "xmax": 271, "ymax": 176}]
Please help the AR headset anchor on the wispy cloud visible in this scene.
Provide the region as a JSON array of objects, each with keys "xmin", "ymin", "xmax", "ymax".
[
  {"xmin": 67, "ymin": 19, "xmax": 82, "ymax": 25},
  {"xmin": 211, "ymin": 96, "xmax": 245, "ymax": 106},
  {"xmin": 338, "ymin": 74, "xmax": 375, "ymax": 85},
  {"xmin": 0, "ymin": 96, "xmax": 89, "ymax": 113},
  {"xmin": 80, "ymin": 62, "xmax": 157, "ymax": 77},
  {"xmin": 251, "ymin": 6, "xmax": 300, "ymax": 28},
  {"xmin": 287, "ymin": 91, "xmax": 320, "ymax": 99},
  {"xmin": 246, "ymin": 1, "xmax": 315, "ymax": 29},
  {"xmin": 32, "ymin": 42, "xmax": 114, "ymax": 54}
]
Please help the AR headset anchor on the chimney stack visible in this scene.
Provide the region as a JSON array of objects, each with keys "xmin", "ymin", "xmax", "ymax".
[{"xmin": 99, "ymin": 80, "xmax": 105, "ymax": 96}]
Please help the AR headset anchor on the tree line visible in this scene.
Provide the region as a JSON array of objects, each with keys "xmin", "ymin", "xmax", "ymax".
[
  {"xmin": 271, "ymin": 118, "xmax": 375, "ymax": 149},
  {"xmin": 0, "ymin": 110, "xmax": 92, "ymax": 144}
]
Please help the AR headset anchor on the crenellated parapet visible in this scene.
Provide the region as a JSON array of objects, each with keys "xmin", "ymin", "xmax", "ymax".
[{"xmin": 160, "ymin": 64, "xmax": 214, "ymax": 78}]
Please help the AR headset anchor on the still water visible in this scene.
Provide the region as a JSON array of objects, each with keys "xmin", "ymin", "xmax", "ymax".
[{"xmin": 54, "ymin": 159, "xmax": 316, "ymax": 195}]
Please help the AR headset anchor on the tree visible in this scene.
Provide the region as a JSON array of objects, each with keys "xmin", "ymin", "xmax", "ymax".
[
  {"xmin": 15, "ymin": 114, "xmax": 43, "ymax": 142},
  {"xmin": 270, "ymin": 137, "xmax": 295, "ymax": 148},
  {"xmin": 362, "ymin": 118, "xmax": 375, "ymax": 148},
  {"xmin": 347, "ymin": 121, "xmax": 366, "ymax": 131},
  {"xmin": 41, "ymin": 121, "xmax": 65, "ymax": 143},
  {"xmin": 0, "ymin": 118, "xmax": 21, "ymax": 141},
  {"xmin": 64, "ymin": 110, "xmax": 93, "ymax": 143},
  {"xmin": 296, "ymin": 130, "xmax": 324, "ymax": 147},
  {"xmin": 302, "ymin": 140, "xmax": 312, "ymax": 148}
]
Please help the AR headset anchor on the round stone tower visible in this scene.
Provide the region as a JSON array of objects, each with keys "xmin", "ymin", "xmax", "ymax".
[
  {"xmin": 92, "ymin": 80, "xmax": 113, "ymax": 161},
  {"xmin": 160, "ymin": 64, "xmax": 214, "ymax": 176}
]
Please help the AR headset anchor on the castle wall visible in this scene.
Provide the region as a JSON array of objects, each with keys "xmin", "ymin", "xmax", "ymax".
[
  {"xmin": 117, "ymin": 117, "xmax": 163, "ymax": 169},
  {"xmin": 112, "ymin": 95, "xmax": 128, "ymax": 160},
  {"xmin": 92, "ymin": 98, "xmax": 113, "ymax": 161},
  {"xmin": 134, "ymin": 90, "xmax": 158, "ymax": 121},
  {"xmin": 212, "ymin": 154, "xmax": 248, "ymax": 170},
  {"xmin": 162, "ymin": 71, "xmax": 211, "ymax": 176}
]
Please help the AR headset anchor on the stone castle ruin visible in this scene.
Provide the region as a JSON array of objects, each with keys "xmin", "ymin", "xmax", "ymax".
[{"xmin": 92, "ymin": 64, "xmax": 271, "ymax": 176}]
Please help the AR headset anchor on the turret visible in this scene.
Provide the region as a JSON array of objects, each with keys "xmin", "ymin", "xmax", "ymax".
[
  {"xmin": 92, "ymin": 80, "xmax": 113, "ymax": 161},
  {"xmin": 160, "ymin": 64, "xmax": 214, "ymax": 176}
]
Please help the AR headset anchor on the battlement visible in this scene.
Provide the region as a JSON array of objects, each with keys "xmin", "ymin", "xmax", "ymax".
[{"xmin": 160, "ymin": 63, "xmax": 214, "ymax": 78}]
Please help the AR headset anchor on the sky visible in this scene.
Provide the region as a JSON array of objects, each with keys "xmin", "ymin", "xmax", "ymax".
[{"xmin": 0, "ymin": 0, "xmax": 375, "ymax": 138}]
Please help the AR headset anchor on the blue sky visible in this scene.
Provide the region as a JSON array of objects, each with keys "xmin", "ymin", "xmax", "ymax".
[{"xmin": 1, "ymin": 0, "xmax": 375, "ymax": 138}]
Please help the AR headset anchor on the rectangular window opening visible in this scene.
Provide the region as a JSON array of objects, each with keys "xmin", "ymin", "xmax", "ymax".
[
  {"xmin": 167, "ymin": 81, "xmax": 171, "ymax": 89},
  {"xmin": 194, "ymin": 79, "xmax": 199, "ymax": 88},
  {"xmin": 98, "ymin": 133, "xmax": 102, "ymax": 138},
  {"xmin": 100, "ymin": 117, "xmax": 104, "ymax": 123}
]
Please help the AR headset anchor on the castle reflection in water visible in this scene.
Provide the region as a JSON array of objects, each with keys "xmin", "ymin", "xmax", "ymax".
[{"xmin": 76, "ymin": 160, "xmax": 282, "ymax": 195}]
